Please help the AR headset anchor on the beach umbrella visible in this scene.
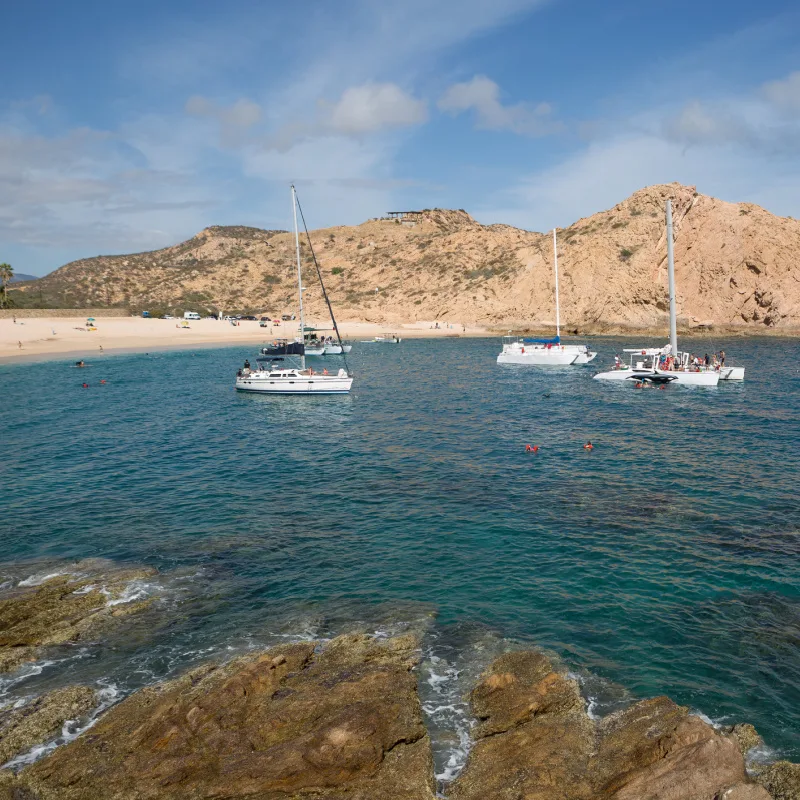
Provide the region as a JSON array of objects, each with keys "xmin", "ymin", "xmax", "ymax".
[{"xmin": 87, "ymin": 317, "xmax": 95, "ymax": 321}]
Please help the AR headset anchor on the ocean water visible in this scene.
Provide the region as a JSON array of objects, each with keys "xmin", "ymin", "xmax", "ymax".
[{"xmin": 1, "ymin": 336, "xmax": 798, "ymax": 779}]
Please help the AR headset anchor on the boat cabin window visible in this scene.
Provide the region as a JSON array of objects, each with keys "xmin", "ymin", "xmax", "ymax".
[{"xmin": 269, "ymin": 373, "xmax": 283, "ymax": 377}]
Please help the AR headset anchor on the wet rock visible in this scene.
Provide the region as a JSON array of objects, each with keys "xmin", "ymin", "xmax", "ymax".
[
  {"xmin": 726, "ymin": 722, "xmax": 763, "ymax": 755},
  {"xmin": 0, "ymin": 686, "xmax": 98, "ymax": 766},
  {"xmin": 753, "ymin": 761, "xmax": 800, "ymax": 800},
  {"xmin": 449, "ymin": 651, "xmax": 766, "ymax": 800},
  {"xmin": 0, "ymin": 568, "xmax": 157, "ymax": 674},
  {"xmin": 17, "ymin": 634, "xmax": 436, "ymax": 799},
  {"xmin": 449, "ymin": 651, "xmax": 595, "ymax": 799}
]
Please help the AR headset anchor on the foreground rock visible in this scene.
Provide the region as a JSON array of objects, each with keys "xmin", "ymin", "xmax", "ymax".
[
  {"xmin": 448, "ymin": 651, "xmax": 773, "ymax": 800},
  {"xmin": 752, "ymin": 761, "xmax": 800, "ymax": 800},
  {"xmin": 0, "ymin": 686, "xmax": 98, "ymax": 766},
  {"xmin": 0, "ymin": 565, "xmax": 157, "ymax": 673},
  {"xmin": 11, "ymin": 633, "xmax": 435, "ymax": 799}
]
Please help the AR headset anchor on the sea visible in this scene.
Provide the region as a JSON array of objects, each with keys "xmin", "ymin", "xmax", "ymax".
[{"xmin": 1, "ymin": 336, "xmax": 798, "ymax": 783}]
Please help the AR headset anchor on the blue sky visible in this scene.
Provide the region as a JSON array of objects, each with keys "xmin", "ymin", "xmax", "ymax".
[{"xmin": 2, "ymin": 0, "xmax": 800, "ymax": 276}]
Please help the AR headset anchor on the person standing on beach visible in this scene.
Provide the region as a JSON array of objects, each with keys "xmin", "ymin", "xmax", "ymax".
[{"xmin": 18, "ymin": 341, "xmax": 22, "ymax": 349}]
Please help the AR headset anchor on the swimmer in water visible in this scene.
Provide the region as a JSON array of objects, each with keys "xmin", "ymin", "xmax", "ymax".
[
  {"xmin": 583, "ymin": 441, "xmax": 593, "ymax": 450},
  {"xmin": 75, "ymin": 360, "xmax": 86, "ymax": 367}
]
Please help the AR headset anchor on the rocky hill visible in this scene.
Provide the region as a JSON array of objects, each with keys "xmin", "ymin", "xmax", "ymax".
[{"xmin": 10, "ymin": 184, "xmax": 800, "ymax": 333}]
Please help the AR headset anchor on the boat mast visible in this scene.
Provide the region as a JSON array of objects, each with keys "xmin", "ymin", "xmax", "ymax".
[
  {"xmin": 666, "ymin": 199, "xmax": 678, "ymax": 355},
  {"xmin": 291, "ymin": 184, "xmax": 306, "ymax": 370},
  {"xmin": 553, "ymin": 228, "xmax": 561, "ymax": 341}
]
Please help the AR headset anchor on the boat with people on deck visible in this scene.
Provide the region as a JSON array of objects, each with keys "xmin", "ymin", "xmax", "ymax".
[
  {"xmin": 234, "ymin": 186, "xmax": 354, "ymax": 395},
  {"xmin": 497, "ymin": 229, "xmax": 596, "ymax": 366},
  {"xmin": 594, "ymin": 200, "xmax": 744, "ymax": 386}
]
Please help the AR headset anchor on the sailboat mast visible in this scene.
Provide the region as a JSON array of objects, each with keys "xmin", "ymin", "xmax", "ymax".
[
  {"xmin": 666, "ymin": 199, "xmax": 678, "ymax": 355},
  {"xmin": 553, "ymin": 228, "xmax": 561, "ymax": 341},
  {"xmin": 291, "ymin": 184, "xmax": 306, "ymax": 370}
]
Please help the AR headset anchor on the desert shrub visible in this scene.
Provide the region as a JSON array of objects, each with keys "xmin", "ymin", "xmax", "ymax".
[
  {"xmin": 620, "ymin": 248, "xmax": 634, "ymax": 260},
  {"xmin": 331, "ymin": 267, "xmax": 344, "ymax": 276}
]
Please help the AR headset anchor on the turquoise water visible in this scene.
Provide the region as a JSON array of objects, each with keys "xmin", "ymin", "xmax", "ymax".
[{"xmin": 1, "ymin": 337, "xmax": 798, "ymax": 771}]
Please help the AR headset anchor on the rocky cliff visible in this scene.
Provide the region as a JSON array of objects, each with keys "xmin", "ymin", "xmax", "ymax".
[{"xmin": 9, "ymin": 184, "xmax": 800, "ymax": 333}]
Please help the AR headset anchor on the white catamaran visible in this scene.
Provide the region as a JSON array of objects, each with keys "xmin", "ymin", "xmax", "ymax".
[
  {"xmin": 594, "ymin": 200, "xmax": 744, "ymax": 386},
  {"xmin": 235, "ymin": 186, "xmax": 354, "ymax": 395},
  {"xmin": 497, "ymin": 229, "xmax": 596, "ymax": 366}
]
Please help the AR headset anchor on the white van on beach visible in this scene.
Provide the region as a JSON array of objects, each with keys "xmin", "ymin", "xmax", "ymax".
[{"xmin": 184, "ymin": 311, "xmax": 201, "ymax": 320}]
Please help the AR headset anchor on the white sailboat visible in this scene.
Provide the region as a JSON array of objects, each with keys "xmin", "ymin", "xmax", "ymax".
[
  {"xmin": 235, "ymin": 187, "xmax": 354, "ymax": 395},
  {"xmin": 594, "ymin": 200, "xmax": 741, "ymax": 386},
  {"xmin": 497, "ymin": 229, "xmax": 596, "ymax": 366}
]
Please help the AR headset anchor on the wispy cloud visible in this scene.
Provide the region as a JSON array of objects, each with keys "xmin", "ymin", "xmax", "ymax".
[{"xmin": 438, "ymin": 75, "xmax": 561, "ymax": 136}]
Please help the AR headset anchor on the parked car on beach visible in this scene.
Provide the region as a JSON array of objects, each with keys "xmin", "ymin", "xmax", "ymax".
[
  {"xmin": 240, "ymin": 315, "xmax": 257, "ymax": 321},
  {"xmin": 162, "ymin": 314, "xmax": 174, "ymax": 320}
]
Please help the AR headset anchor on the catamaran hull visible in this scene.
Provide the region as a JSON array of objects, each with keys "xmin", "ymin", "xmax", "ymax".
[
  {"xmin": 235, "ymin": 376, "xmax": 353, "ymax": 394},
  {"xmin": 593, "ymin": 369, "xmax": 719, "ymax": 386}
]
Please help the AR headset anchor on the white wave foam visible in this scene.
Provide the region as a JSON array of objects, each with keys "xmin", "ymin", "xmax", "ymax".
[
  {"xmin": 18, "ymin": 571, "xmax": 72, "ymax": 587},
  {"xmin": 2, "ymin": 682, "xmax": 121, "ymax": 770},
  {"xmin": 100, "ymin": 579, "xmax": 159, "ymax": 607}
]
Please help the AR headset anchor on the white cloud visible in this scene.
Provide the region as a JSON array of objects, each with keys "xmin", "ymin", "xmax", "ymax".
[
  {"xmin": 476, "ymin": 126, "xmax": 800, "ymax": 233},
  {"xmin": 438, "ymin": 75, "xmax": 560, "ymax": 135},
  {"xmin": 762, "ymin": 71, "xmax": 800, "ymax": 114},
  {"xmin": 328, "ymin": 83, "xmax": 427, "ymax": 134}
]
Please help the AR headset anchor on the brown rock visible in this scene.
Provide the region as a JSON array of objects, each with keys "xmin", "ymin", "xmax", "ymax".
[
  {"xmin": 726, "ymin": 722, "xmax": 763, "ymax": 755},
  {"xmin": 0, "ymin": 686, "xmax": 98, "ymax": 765},
  {"xmin": 719, "ymin": 784, "xmax": 773, "ymax": 799},
  {"xmin": 753, "ymin": 760, "xmax": 800, "ymax": 800},
  {"xmin": 449, "ymin": 651, "xmax": 765, "ymax": 800},
  {"xmin": 17, "ymin": 634, "xmax": 436, "ymax": 799},
  {"xmin": 0, "ymin": 567, "xmax": 157, "ymax": 674},
  {"xmin": 449, "ymin": 651, "xmax": 595, "ymax": 800}
]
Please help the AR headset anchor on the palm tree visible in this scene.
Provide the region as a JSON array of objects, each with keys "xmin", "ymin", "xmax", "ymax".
[{"xmin": 0, "ymin": 263, "xmax": 13, "ymax": 308}]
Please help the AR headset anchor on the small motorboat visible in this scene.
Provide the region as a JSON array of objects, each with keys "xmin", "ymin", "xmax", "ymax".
[{"xmin": 374, "ymin": 333, "xmax": 401, "ymax": 343}]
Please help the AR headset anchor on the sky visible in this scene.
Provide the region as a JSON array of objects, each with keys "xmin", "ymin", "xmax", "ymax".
[{"xmin": 2, "ymin": 0, "xmax": 800, "ymax": 276}]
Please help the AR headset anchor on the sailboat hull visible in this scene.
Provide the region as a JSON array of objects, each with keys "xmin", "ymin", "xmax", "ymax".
[
  {"xmin": 719, "ymin": 366, "xmax": 745, "ymax": 380},
  {"xmin": 235, "ymin": 373, "xmax": 353, "ymax": 394}
]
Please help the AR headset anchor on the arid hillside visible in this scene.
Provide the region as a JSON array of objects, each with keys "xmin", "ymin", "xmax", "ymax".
[{"xmin": 11, "ymin": 183, "xmax": 800, "ymax": 333}]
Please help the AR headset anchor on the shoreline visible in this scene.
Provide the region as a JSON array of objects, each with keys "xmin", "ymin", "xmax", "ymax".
[{"xmin": 2, "ymin": 314, "xmax": 796, "ymax": 365}]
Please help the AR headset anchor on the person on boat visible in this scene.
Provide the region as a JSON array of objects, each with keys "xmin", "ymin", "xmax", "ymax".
[
  {"xmin": 614, "ymin": 355, "xmax": 622, "ymax": 369},
  {"xmin": 244, "ymin": 359, "xmax": 251, "ymax": 370},
  {"xmin": 704, "ymin": 353, "xmax": 710, "ymax": 367},
  {"xmin": 719, "ymin": 350, "xmax": 726, "ymax": 366}
]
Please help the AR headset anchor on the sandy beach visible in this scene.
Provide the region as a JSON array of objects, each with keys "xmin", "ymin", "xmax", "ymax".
[{"xmin": 0, "ymin": 315, "xmax": 491, "ymax": 363}]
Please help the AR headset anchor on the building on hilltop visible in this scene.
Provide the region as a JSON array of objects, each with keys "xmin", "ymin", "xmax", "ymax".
[{"xmin": 386, "ymin": 211, "xmax": 423, "ymax": 221}]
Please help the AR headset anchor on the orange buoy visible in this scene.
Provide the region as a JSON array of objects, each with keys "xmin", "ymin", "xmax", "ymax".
[
  {"xmin": 525, "ymin": 444, "xmax": 532, "ymax": 452},
  {"xmin": 100, "ymin": 379, "xmax": 106, "ymax": 384},
  {"xmin": 82, "ymin": 383, "xmax": 89, "ymax": 388}
]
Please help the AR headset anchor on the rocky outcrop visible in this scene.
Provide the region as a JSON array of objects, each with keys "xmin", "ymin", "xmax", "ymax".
[
  {"xmin": 0, "ymin": 639, "xmax": 793, "ymax": 799},
  {"xmin": 752, "ymin": 761, "xmax": 800, "ymax": 800},
  {"xmin": 11, "ymin": 183, "xmax": 800, "ymax": 333},
  {"xmin": 11, "ymin": 633, "xmax": 435, "ymax": 799},
  {"xmin": 0, "ymin": 686, "xmax": 98, "ymax": 765},
  {"xmin": 0, "ymin": 566, "xmax": 157, "ymax": 673},
  {"xmin": 448, "ymin": 651, "xmax": 773, "ymax": 800}
]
